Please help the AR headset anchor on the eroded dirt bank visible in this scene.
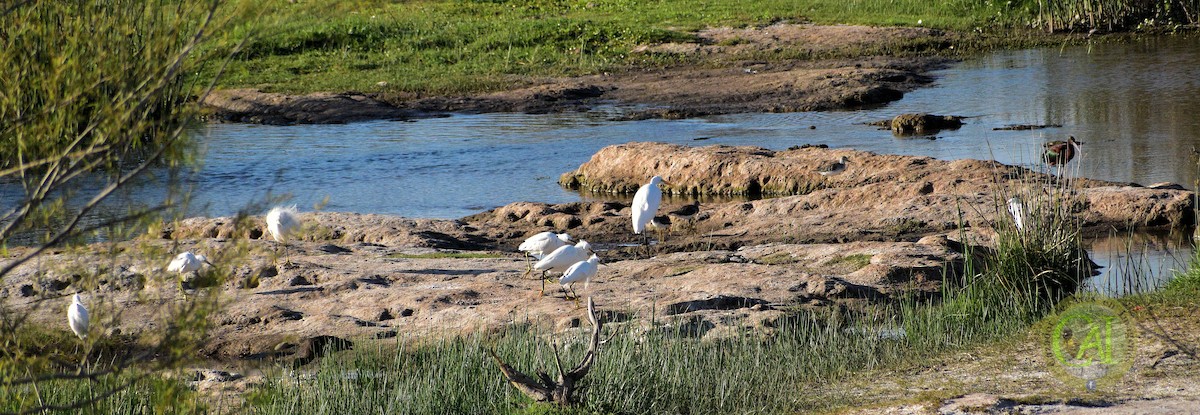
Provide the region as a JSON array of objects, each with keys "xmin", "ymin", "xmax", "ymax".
[{"xmin": 201, "ymin": 25, "xmax": 952, "ymax": 124}]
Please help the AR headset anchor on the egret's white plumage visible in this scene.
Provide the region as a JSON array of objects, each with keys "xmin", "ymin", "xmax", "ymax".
[
  {"xmin": 266, "ymin": 205, "xmax": 301, "ymax": 243},
  {"xmin": 167, "ymin": 252, "xmax": 208, "ymax": 276},
  {"xmin": 67, "ymin": 294, "xmax": 88, "ymax": 340},
  {"xmin": 1007, "ymin": 197, "xmax": 1025, "ymax": 230},
  {"xmin": 533, "ymin": 240, "xmax": 593, "ymax": 274},
  {"xmin": 631, "ymin": 176, "xmax": 665, "ymax": 235},
  {"xmin": 518, "ymin": 232, "xmax": 572, "ymax": 259},
  {"xmin": 559, "ymin": 255, "xmax": 600, "ymax": 293}
]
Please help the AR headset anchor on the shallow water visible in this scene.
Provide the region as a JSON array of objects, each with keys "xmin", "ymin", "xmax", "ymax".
[
  {"xmin": 185, "ymin": 36, "xmax": 1200, "ymax": 219},
  {"xmin": 5, "ymin": 37, "xmax": 1199, "ymax": 292}
]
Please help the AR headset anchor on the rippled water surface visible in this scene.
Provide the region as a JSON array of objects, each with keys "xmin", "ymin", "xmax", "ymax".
[
  {"xmin": 190, "ymin": 36, "xmax": 1200, "ymax": 219},
  {"xmin": 6, "ymin": 37, "xmax": 1198, "ymax": 291}
]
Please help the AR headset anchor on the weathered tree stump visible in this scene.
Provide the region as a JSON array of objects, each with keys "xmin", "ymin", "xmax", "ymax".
[{"xmin": 491, "ymin": 297, "xmax": 603, "ymax": 406}]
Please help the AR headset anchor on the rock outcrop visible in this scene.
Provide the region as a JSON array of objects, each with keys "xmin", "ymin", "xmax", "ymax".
[{"xmin": 556, "ymin": 143, "xmax": 1194, "ymax": 241}]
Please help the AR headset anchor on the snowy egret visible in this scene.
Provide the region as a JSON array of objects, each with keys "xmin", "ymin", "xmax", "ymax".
[
  {"xmin": 1043, "ymin": 136, "xmax": 1081, "ymax": 167},
  {"xmin": 266, "ymin": 205, "xmax": 301, "ymax": 263},
  {"xmin": 529, "ymin": 240, "xmax": 593, "ymax": 294},
  {"xmin": 167, "ymin": 251, "xmax": 212, "ymax": 293},
  {"xmin": 817, "ymin": 156, "xmax": 850, "ymax": 176},
  {"xmin": 631, "ymin": 176, "xmax": 667, "ymax": 242},
  {"xmin": 67, "ymin": 294, "xmax": 88, "ymax": 340},
  {"xmin": 518, "ymin": 231, "xmax": 572, "ymax": 271},
  {"xmin": 559, "ymin": 254, "xmax": 600, "ymax": 300},
  {"xmin": 518, "ymin": 232, "xmax": 571, "ymax": 261},
  {"xmin": 1006, "ymin": 197, "xmax": 1026, "ymax": 231}
]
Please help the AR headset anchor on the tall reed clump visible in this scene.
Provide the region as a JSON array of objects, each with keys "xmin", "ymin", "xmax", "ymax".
[{"xmin": 1027, "ymin": 0, "xmax": 1199, "ymax": 32}]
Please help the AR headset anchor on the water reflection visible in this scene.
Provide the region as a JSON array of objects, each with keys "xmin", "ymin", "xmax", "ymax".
[{"xmin": 1084, "ymin": 230, "xmax": 1194, "ymax": 297}]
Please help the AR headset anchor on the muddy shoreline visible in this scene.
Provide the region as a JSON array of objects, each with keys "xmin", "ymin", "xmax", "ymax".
[{"xmin": 201, "ymin": 25, "xmax": 953, "ymax": 124}]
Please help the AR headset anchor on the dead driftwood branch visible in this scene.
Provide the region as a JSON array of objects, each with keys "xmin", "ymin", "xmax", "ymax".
[{"xmin": 490, "ymin": 297, "xmax": 603, "ymax": 406}]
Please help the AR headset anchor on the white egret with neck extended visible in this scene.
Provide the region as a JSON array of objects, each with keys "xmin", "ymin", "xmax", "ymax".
[
  {"xmin": 67, "ymin": 294, "xmax": 89, "ymax": 340},
  {"xmin": 631, "ymin": 175, "xmax": 668, "ymax": 241}
]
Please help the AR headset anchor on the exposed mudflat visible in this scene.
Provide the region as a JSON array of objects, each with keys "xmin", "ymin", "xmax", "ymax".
[{"xmin": 201, "ymin": 24, "xmax": 951, "ymax": 124}]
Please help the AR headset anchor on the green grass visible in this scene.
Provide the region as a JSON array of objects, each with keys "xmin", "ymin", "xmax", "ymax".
[
  {"xmin": 387, "ymin": 252, "xmax": 504, "ymax": 259},
  {"xmin": 755, "ymin": 252, "xmax": 798, "ymax": 265},
  {"xmin": 0, "ymin": 370, "xmax": 204, "ymax": 415},
  {"xmin": 244, "ymin": 225, "xmax": 1075, "ymax": 414},
  {"xmin": 829, "ymin": 253, "xmax": 873, "ymax": 270},
  {"xmin": 202, "ymin": 0, "xmax": 1041, "ymax": 95}
]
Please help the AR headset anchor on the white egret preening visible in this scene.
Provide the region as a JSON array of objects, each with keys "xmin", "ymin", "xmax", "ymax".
[
  {"xmin": 167, "ymin": 251, "xmax": 212, "ymax": 292},
  {"xmin": 67, "ymin": 294, "xmax": 89, "ymax": 340},
  {"xmin": 559, "ymin": 254, "xmax": 600, "ymax": 300},
  {"xmin": 266, "ymin": 205, "xmax": 301, "ymax": 264},
  {"xmin": 529, "ymin": 240, "xmax": 593, "ymax": 294},
  {"xmin": 1007, "ymin": 197, "xmax": 1026, "ymax": 231},
  {"xmin": 817, "ymin": 156, "xmax": 850, "ymax": 176},
  {"xmin": 631, "ymin": 176, "xmax": 667, "ymax": 242}
]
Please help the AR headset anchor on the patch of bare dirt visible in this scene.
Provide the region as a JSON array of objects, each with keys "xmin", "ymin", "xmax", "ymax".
[{"xmin": 201, "ymin": 24, "xmax": 952, "ymax": 124}]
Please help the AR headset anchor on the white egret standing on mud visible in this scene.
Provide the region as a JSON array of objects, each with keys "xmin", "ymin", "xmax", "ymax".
[
  {"xmin": 67, "ymin": 294, "xmax": 89, "ymax": 340},
  {"xmin": 631, "ymin": 176, "xmax": 667, "ymax": 243},
  {"xmin": 559, "ymin": 254, "xmax": 600, "ymax": 300},
  {"xmin": 518, "ymin": 232, "xmax": 571, "ymax": 269},
  {"xmin": 528, "ymin": 240, "xmax": 593, "ymax": 294},
  {"xmin": 168, "ymin": 251, "xmax": 212, "ymax": 292},
  {"xmin": 266, "ymin": 205, "xmax": 301, "ymax": 264}
]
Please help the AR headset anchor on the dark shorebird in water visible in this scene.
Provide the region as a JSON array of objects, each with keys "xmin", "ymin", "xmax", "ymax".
[
  {"xmin": 1043, "ymin": 136, "xmax": 1082, "ymax": 167},
  {"xmin": 817, "ymin": 156, "xmax": 850, "ymax": 176}
]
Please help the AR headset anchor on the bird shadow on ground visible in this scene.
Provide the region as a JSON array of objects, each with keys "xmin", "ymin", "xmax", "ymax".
[{"xmin": 255, "ymin": 287, "xmax": 324, "ymax": 296}]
